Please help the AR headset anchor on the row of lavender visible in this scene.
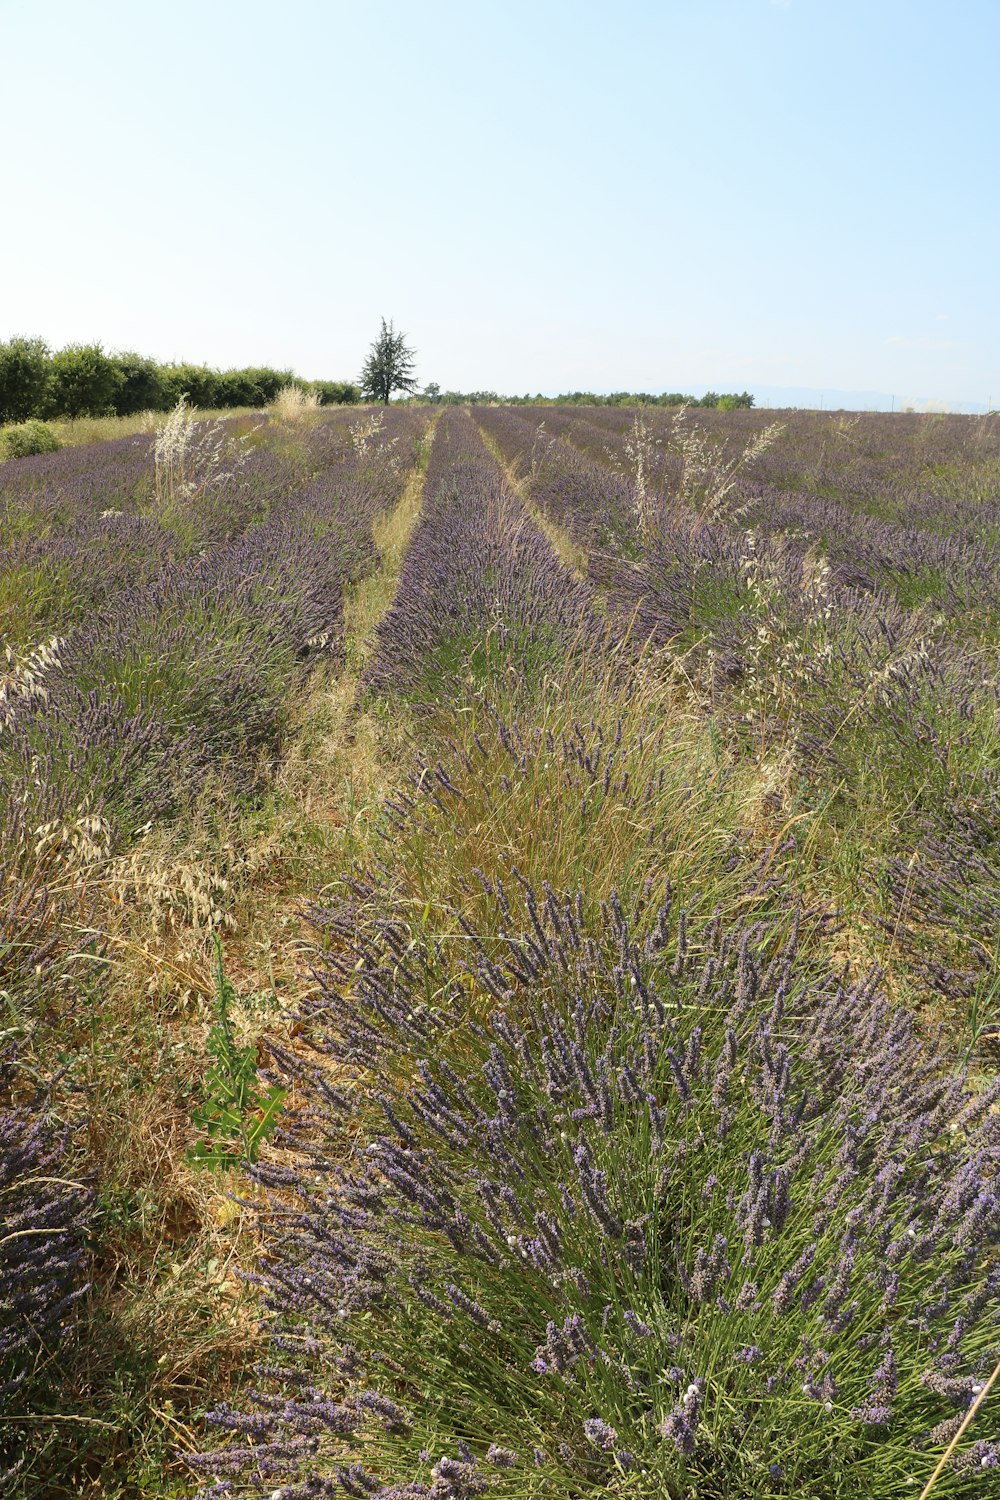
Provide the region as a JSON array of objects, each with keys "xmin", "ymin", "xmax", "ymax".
[
  {"xmin": 0, "ymin": 409, "xmax": 426, "ymax": 1447},
  {"xmin": 477, "ymin": 405, "xmax": 1000, "ymax": 614},
  {"xmin": 194, "ymin": 415, "xmax": 1000, "ymax": 1496},
  {"xmin": 526, "ymin": 403, "xmax": 1000, "ymax": 539},
  {"xmin": 477, "ymin": 406, "xmax": 1000, "ymax": 1016},
  {"xmin": 365, "ymin": 408, "xmax": 614, "ymax": 701},
  {"xmin": 0, "ymin": 411, "xmax": 370, "ymax": 642},
  {"xmin": 1, "ymin": 411, "xmax": 425, "ymax": 921}
]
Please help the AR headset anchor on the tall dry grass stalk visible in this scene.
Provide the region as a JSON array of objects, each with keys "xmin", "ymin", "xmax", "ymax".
[
  {"xmin": 268, "ymin": 385, "xmax": 321, "ymax": 425},
  {"xmin": 624, "ymin": 405, "xmax": 662, "ymax": 540},
  {"xmin": 152, "ymin": 396, "xmax": 249, "ymax": 513},
  {"xmin": 672, "ymin": 404, "xmax": 784, "ymax": 527},
  {"xmin": 348, "ymin": 408, "xmax": 388, "ymax": 455},
  {"xmin": 917, "ymin": 1354, "xmax": 1000, "ymax": 1497}
]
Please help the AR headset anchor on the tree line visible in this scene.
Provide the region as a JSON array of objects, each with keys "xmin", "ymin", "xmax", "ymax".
[
  {"xmin": 1, "ymin": 323, "xmax": 757, "ymax": 425},
  {"xmin": 0, "ymin": 337, "xmax": 360, "ymax": 424},
  {"xmin": 418, "ymin": 385, "xmax": 755, "ymax": 408}
]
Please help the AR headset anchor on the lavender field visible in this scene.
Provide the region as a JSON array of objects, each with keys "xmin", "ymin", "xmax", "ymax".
[{"xmin": 1, "ymin": 401, "xmax": 998, "ymax": 1498}]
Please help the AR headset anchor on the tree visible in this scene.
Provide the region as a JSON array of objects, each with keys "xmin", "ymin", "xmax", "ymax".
[
  {"xmin": 213, "ymin": 367, "xmax": 292, "ymax": 408},
  {"xmin": 311, "ymin": 380, "xmax": 360, "ymax": 406},
  {"xmin": 160, "ymin": 363, "xmax": 220, "ymax": 409},
  {"xmin": 359, "ymin": 318, "xmax": 417, "ymax": 405},
  {"xmin": 45, "ymin": 343, "xmax": 122, "ymax": 418},
  {"xmin": 112, "ymin": 351, "xmax": 166, "ymax": 414},
  {"xmin": 0, "ymin": 336, "xmax": 50, "ymax": 423}
]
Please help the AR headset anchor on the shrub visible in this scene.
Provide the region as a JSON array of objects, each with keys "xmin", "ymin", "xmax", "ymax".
[
  {"xmin": 0, "ymin": 337, "xmax": 50, "ymax": 424},
  {"xmin": 111, "ymin": 351, "xmax": 167, "ymax": 415},
  {"xmin": 44, "ymin": 343, "xmax": 122, "ymax": 419},
  {"xmin": 161, "ymin": 363, "xmax": 297, "ymax": 410},
  {"xmin": 0, "ymin": 420, "xmax": 61, "ymax": 460},
  {"xmin": 195, "ymin": 884, "xmax": 1000, "ymax": 1498},
  {"xmin": 160, "ymin": 363, "xmax": 221, "ymax": 409},
  {"xmin": 313, "ymin": 379, "xmax": 361, "ymax": 406},
  {"xmin": 214, "ymin": 367, "xmax": 292, "ymax": 408}
]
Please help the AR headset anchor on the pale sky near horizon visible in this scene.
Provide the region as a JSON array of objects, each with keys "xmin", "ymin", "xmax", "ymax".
[{"xmin": 2, "ymin": 0, "xmax": 998, "ymax": 409}]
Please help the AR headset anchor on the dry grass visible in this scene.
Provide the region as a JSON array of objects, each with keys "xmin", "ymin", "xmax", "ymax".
[
  {"xmin": 45, "ymin": 408, "xmax": 256, "ymax": 449},
  {"xmin": 267, "ymin": 385, "xmax": 322, "ymax": 426},
  {"xmin": 349, "ymin": 655, "xmax": 805, "ymax": 978}
]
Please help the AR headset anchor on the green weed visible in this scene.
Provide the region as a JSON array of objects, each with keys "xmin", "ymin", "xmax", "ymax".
[{"xmin": 188, "ymin": 937, "xmax": 285, "ymax": 1171}]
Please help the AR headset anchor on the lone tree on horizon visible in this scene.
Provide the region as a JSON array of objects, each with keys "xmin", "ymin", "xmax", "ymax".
[{"xmin": 359, "ymin": 318, "xmax": 417, "ymax": 404}]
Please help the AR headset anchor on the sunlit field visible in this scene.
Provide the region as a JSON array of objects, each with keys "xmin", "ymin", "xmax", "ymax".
[{"xmin": 2, "ymin": 401, "xmax": 998, "ymax": 1498}]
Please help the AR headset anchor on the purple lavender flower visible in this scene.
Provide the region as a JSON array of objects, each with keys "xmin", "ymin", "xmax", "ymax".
[
  {"xmin": 660, "ymin": 1378, "xmax": 704, "ymax": 1455},
  {"xmin": 582, "ymin": 1417, "xmax": 618, "ymax": 1451},
  {"xmin": 0, "ymin": 1104, "xmax": 91, "ymax": 1406}
]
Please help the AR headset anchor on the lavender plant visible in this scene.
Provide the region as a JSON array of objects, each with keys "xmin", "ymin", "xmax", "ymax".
[
  {"xmin": 476, "ymin": 405, "xmax": 639, "ymax": 565},
  {"xmin": 194, "ymin": 879, "xmax": 1000, "ymax": 1498},
  {"xmin": 0, "ymin": 1102, "xmax": 91, "ymax": 1478}
]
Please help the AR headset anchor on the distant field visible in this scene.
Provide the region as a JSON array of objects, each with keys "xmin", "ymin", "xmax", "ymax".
[{"xmin": 1, "ymin": 404, "xmax": 997, "ymax": 1497}]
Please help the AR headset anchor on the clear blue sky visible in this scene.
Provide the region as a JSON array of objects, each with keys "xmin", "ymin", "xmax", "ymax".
[{"xmin": 2, "ymin": 0, "xmax": 997, "ymax": 409}]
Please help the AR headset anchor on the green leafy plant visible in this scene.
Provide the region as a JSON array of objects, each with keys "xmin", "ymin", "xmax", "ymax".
[
  {"xmin": 44, "ymin": 342, "xmax": 123, "ymax": 418},
  {"xmin": 0, "ymin": 336, "xmax": 51, "ymax": 423},
  {"xmin": 188, "ymin": 936, "xmax": 285, "ymax": 1171},
  {"xmin": 0, "ymin": 418, "xmax": 61, "ymax": 460}
]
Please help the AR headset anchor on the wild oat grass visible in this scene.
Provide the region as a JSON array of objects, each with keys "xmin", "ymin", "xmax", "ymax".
[{"xmin": 670, "ymin": 403, "xmax": 785, "ymax": 528}]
